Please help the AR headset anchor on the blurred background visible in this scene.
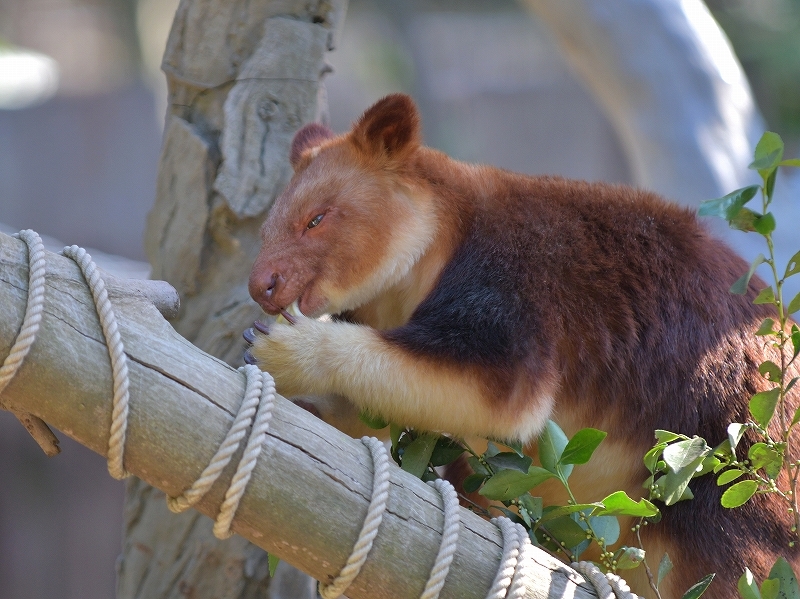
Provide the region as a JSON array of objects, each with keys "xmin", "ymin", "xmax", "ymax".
[{"xmin": 0, "ymin": 0, "xmax": 798, "ymax": 597}]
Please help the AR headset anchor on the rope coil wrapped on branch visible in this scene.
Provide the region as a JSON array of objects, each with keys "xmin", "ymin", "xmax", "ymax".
[{"xmin": 0, "ymin": 229, "xmax": 638, "ymax": 599}]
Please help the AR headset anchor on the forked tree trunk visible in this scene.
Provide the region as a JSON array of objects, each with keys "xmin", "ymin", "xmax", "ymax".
[{"xmin": 119, "ymin": 1, "xmax": 347, "ymax": 596}]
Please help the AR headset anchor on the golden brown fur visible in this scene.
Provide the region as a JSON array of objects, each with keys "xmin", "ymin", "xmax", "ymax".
[{"xmin": 248, "ymin": 94, "xmax": 800, "ymax": 597}]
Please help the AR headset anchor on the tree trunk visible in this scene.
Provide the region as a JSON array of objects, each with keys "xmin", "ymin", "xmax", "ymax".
[{"xmin": 121, "ymin": 1, "xmax": 347, "ymax": 596}]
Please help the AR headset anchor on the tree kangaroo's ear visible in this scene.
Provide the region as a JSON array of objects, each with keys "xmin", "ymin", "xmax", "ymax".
[
  {"xmin": 350, "ymin": 93, "xmax": 421, "ymax": 160},
  {"xmin": 289, "ymin": 122, "xmax": 334, "ymax": 169}
]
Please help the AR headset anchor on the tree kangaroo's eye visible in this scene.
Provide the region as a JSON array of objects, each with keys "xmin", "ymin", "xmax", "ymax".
[{"xmin": 307, "ymin": 214, "xmax": 324, "ymax": 229}]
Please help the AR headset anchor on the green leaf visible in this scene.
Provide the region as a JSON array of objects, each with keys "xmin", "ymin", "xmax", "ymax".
[
  {"xmin": 389, "ymin": 423, "xmax": 402, "ymax": 450},
  {"xmin": 759, "ymin": 361, "xmax": 783, "ymax": 383},
  {"xmin": 421, "ymin": 470, "xmax": 438, "ymax": 483},
  {"xmin": 594, "ymin": 491, "xmax": 659, "ymax": 518},
  {"xmin": 792, "ymin": 326, "xmax": 800, "ymax": 359},
  {"xmin": 538, "ymin": 420, "xmax": 572, "ymax": 478},
  {"xmin": 462, "ymin": 473, "xmax": 486, "ymax": 494},
  {"xmin": 644, "ymin": 443, "xmax": 668, "ymax": 473},
  {"xmin": 756, "ymin": 318, "xmax": 776, "ymax": 336},
  {"xmin": 268, "ymin": 554, "xmax": 280, "ymax": 578},
  {"xmin": 731, "ymin": 254, "xmax": 765, "ymax": 294},
  {"xmin": 496, "ymin": 439, "xmax": 525, "ymax": 456},
  {"xmin": 713, "ymin": 438, "xmax": 733, "ymax": 460},
  {"xmin": 485, "ymin": 452, "xmax": 533, "ymax": 474},
  {"xmin": 655, "ymin": 430, "xmax": 686, "ymax": 443},
  {"xmin": 786, "ymin": 252, "xmax": 800, "ymax": 279},
  {"xmin": 466, "ymin": 455, "xmax": 490, "ymax": 477},
  {"xmin": 588, "ymin": 514, "xmax": 620, "ymax": 546},
  {"xmin": 661, "ymin": 448, "xmax": 709, "ymax": 506},
  {"xmin": 779, "ymin": 159, "xmax": 800, "ymax": 167},
  {"xmin": 750, "ymin": 388, "xmax": 781, "ymax": 428},
  {"xmin": 717, "ymin": 469, "xmax": 745, "ymax": 486},
  {"xmin": 754, "ymin": 287, "xmax": 777, "ymax": 305},
  {"xmin": 699, "ymin": 185, "xmax": 759, "ymax": 221},
  {"xmin": 766, "ymin": 169, "xmax": 777, "ymax": 201},
  {"xmin": 358, "ymin": 410, "xmax": 389, "ymax": 429},
  {"xmin": 739, "ymin": 568, "xmax": 762, "ymax": 599},
  {"xmin": 695, "ymin": 455, "xmax": 721, "ymax": 477},
  {"xmin": 479, "ymin": 466, "xmax": 555, "ymax": 501},
  {"xmin": 560, "ymin": 428, "xmax": 607, "ymax": 465},
  {"xmin": 658, "ymin": 552, "xmax": 674, "ymax": 588},
  {"xmin": 748, "ymin": 443, "xmax": 782, "ymax": 479},
  {"xmin": 761, "ymin": 578, "xmax": 780, "ymax": 599},
  {"xmin": 788, "ymin": 292, "xmax": 800, "ymax": 315},
  {"xmin": 767, "ymin": 556, "xmax": 800, "ymax": 599},
  {"xmin": 429, "ymin": 437, "xmax": 465, "ymax": 467},
  {"xmin": 754, "ymin": 212, "xmax": 776, "ymax": 235},
  {"xmin": 750, "ymin": 132, "xmax": 784, "ymax": 173},
  {"xmin": 615, "ymin": 546, "xmax": 646, "ymax": 570},
  {"xmin": 682, "ymin": 573, "xmax": 715, "ymax": 599},
  {"xmin": 728, "ymin": 423, "xmax": 747, "ymax": 451},
  {"xmin": 663, "ymin": 438, "xmax": 710, "ymax": 471},
  {"xmin": 485, "ymin": 442, "xmax": 501, "ymax": 458},
  {"xmin": 540, "ymin": 514, "xmax": 588, "ymax": 549},
  {"xmin": 721, "ymin": 479, "xmax": 758, "ymax": 508},
  {"xmin": 730, "ymin": 208, "xmax": 761, "ymax": 233},
  {"xmin": 519, "ymin": 494, "xmax": 542, "ymax": 521},
  {"xmin": 400, "ymin": 433, "xmax": 438, "ymax": 478}
]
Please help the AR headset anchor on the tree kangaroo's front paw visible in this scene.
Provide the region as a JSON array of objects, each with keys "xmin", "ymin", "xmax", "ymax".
[{"xmin": 244, "ymin": 316, "xmax": 326, "ymax": 398}]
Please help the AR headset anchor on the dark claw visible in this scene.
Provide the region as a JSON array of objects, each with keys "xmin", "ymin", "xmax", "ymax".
[
  {"xmin": 243, "ymin": 349, "xmax": 258, "ymax": 365},
  {"xmin": 242, "ymin": 327, "xmax": 256, "ymax": 344},
  {"xmin": 280, "ymin": 309, "xmax": 297, "ymax": 325},
  {"xmin": 253, "ymin": 320, "xmax": 270, "ymax": 334}
]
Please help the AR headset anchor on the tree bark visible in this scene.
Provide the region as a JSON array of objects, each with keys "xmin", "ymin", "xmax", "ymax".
[
  {"xmin": 521, "ymin": 0, "xmax": 763, "ymax": 204},
  {"xmin": 126, "ymin": 0, "xmax": 347, "ymax": 596},
  {"xmin": 0, "ymin": 231, "xmax": 597, "ymax": 599}
]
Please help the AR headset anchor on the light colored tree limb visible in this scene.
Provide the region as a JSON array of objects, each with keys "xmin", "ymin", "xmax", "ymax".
[{"xmin": 0, "ymin": 230, "xmax": 597, "ymax": 599}]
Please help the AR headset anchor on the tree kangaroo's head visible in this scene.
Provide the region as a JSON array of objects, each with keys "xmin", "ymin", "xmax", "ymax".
[{"xmin": 249, "ymin": 94, "xmax": 436, "ymax": 317}]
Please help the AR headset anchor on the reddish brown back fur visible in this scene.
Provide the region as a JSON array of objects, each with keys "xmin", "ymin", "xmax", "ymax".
[{"xmin": 249, "ymin": 94, "xmax": 800, "ymax": 598}]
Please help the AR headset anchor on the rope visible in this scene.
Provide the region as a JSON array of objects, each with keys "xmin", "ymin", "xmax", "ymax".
[
  {"xmin": 167, "ymin": 365, "xmax": 276, "ymax": 540},
  {"xmin": 66, "ymin": 240, "xmax": 280, "ymax": 535},
  {"xmin": 488, "ymin": 518, "xmax": 522, "ymax": 599},
  {"xmin": 62, "ymin": 245, "xmax": 131, "ymax": 479},
  {"xmin": 571, "ymin": 561, "xmax": 643, "ymax": 599},
  {"xmin": 507, "ymin": 523, "xmax": 533, "ymax": 599},
  {"xmin": 319, "ymin": 436, "xmax": 391, "ymax": 599},
  {"xmin": 66, "ymin": 240, "xmax": 282, "ymax": 536},
  {"xmin": 319, "ymin": 453, "xmax": 461, "ymax": 599},
  {"xmin": 420, "ymin": 478, "xmax": 460, "ymax": 599},
  {"xmin": 213, "ymin": 367, "xmax": 275, "ymax": 538},
  {"xmin": 0, "ymin": 230, "xmax": 46, "ymax": 395}
]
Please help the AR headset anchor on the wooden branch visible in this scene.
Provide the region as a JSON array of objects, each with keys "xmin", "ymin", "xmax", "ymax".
[
  {"xmin": 7, "ymin": 408, "xmax": 60, "ymax": 456},
  {"xmin": 0, "ymin": 231, "xmax": 596, "ymax": 599}
]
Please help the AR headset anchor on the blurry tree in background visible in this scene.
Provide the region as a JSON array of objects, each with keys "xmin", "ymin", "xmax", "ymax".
[{"xmin": 707, "ymin": 0, "xmax": 800, "ymax": 150}]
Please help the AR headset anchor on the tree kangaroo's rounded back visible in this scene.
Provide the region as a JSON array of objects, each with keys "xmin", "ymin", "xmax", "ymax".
[{"xmin": 247, "ymin": 93, "xmax": 800, "ymax": 598}]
